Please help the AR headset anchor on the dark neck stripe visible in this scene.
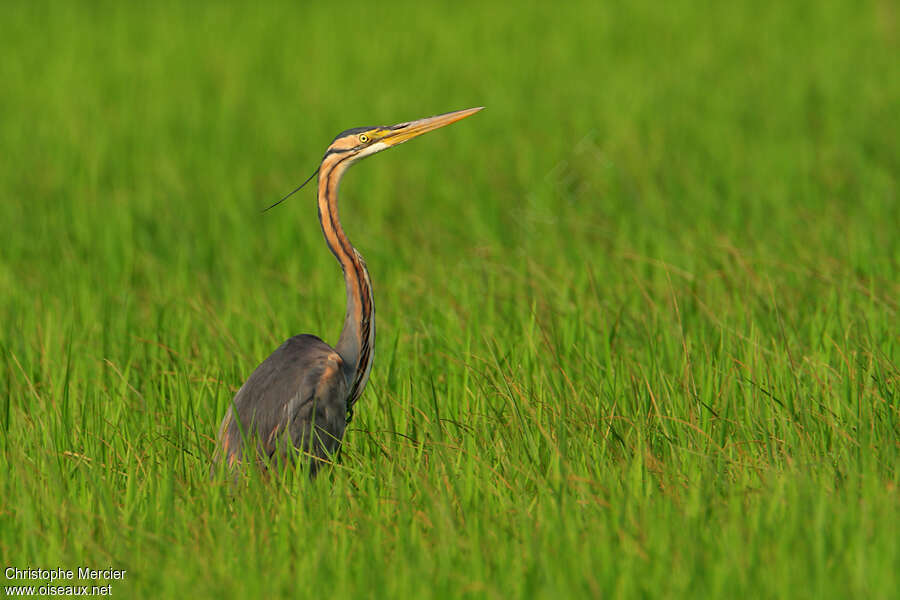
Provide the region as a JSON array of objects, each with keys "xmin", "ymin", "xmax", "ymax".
[
  {"xmin": 318, "ymin": 153, "xmax": 375, "ymax": 406},
  {"xmin": 321, "ymin": 154, "xmax": 357, "ymax": 259}
]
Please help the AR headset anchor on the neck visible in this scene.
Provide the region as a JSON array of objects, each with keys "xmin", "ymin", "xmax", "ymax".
[{"xmin": 317, "ymin": 155, "xmax": 375, "ymax": 410}]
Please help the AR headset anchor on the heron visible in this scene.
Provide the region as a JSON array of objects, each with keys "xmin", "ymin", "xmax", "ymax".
[{"xmin": 213, "ymin": 107, "xmax": 483, "ymax": 477}]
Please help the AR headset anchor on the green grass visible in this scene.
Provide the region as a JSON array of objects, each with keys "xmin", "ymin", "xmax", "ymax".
[{"xmin": 1, "ymin": 0, "xmax": 898, "ymax": 597}]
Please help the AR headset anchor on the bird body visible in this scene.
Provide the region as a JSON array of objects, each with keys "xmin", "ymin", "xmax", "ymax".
[
  {"xmin": 216, "ymin": 335, "xmax": 349, "ymax": 472},
  {"xmin": 213, "ymin": 107, "xmax": 483, "ymax": 476}
]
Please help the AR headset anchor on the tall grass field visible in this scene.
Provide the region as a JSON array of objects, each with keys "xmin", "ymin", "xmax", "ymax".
[{"xmin": 1, "ymin": 1, "xmax": 897, "ymax": 597}]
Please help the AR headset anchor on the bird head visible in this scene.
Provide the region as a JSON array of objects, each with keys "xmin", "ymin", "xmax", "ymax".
[
  {"xmin": 265, "ymin": 107, "xmax": 483, "ymax": 211},
  {"xmin": 324, "ymin": 106, "xmax": 484, "ymax": 163}
]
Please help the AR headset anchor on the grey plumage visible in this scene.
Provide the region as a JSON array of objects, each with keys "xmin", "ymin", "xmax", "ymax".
[{"xmin": 214, "ymin": 335, "xmax": 348, "ymax": 476}]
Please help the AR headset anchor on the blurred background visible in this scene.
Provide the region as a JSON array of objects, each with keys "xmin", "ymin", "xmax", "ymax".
[
  {"xmin": 1, "ymin": 1, "xmax": 896, "ymax": 328},
  {"xmin": 1, "ymin": 1, "xmax": 897, "ymax": 598}
]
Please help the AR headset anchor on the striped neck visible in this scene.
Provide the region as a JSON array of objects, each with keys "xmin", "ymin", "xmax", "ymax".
[{"xmin": 317, "ymin": 154, "xmax": 375, "ymax": 413}]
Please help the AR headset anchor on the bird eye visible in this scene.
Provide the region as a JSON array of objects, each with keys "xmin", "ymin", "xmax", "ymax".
[{"xmin": 358, "ymin": 134, "xmax": 369, "ymax": 144}]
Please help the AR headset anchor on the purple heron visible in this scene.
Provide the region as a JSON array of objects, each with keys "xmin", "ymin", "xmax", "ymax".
[{"xmin": 213, "ymin": 107, "xmax": 483, "ymax": 476}]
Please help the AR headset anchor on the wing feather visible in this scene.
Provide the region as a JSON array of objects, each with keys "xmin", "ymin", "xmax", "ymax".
[{"xmin": 213, "ymin": 334, "xmax": 349, "ymax": 475}]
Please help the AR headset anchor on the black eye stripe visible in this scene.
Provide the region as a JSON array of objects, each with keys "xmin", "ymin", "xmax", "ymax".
[{"xmin": 323, "ymin": 147, "xmax": 354, "ymax": 158}]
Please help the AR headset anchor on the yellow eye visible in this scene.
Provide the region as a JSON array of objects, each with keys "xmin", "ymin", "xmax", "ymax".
[{"xmin": 358, "ymin": 134, "xmax": 370, "ymax": 144}]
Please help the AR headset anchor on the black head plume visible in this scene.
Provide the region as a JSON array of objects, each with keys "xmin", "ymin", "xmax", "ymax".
[{"xmin": 263, "ymin": 167, "xmax": 319, "ymax": 212}]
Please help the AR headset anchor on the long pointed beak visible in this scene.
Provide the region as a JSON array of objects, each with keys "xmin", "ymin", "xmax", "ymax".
[{"xmin": 381, "ymin": 107, "xmax": 484, "ymax": 147}]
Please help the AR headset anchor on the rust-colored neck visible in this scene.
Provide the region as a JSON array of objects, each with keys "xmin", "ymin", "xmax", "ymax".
[{"xmin": 317, "ymin": 154, "xmax": 375, "ymax": 412}]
